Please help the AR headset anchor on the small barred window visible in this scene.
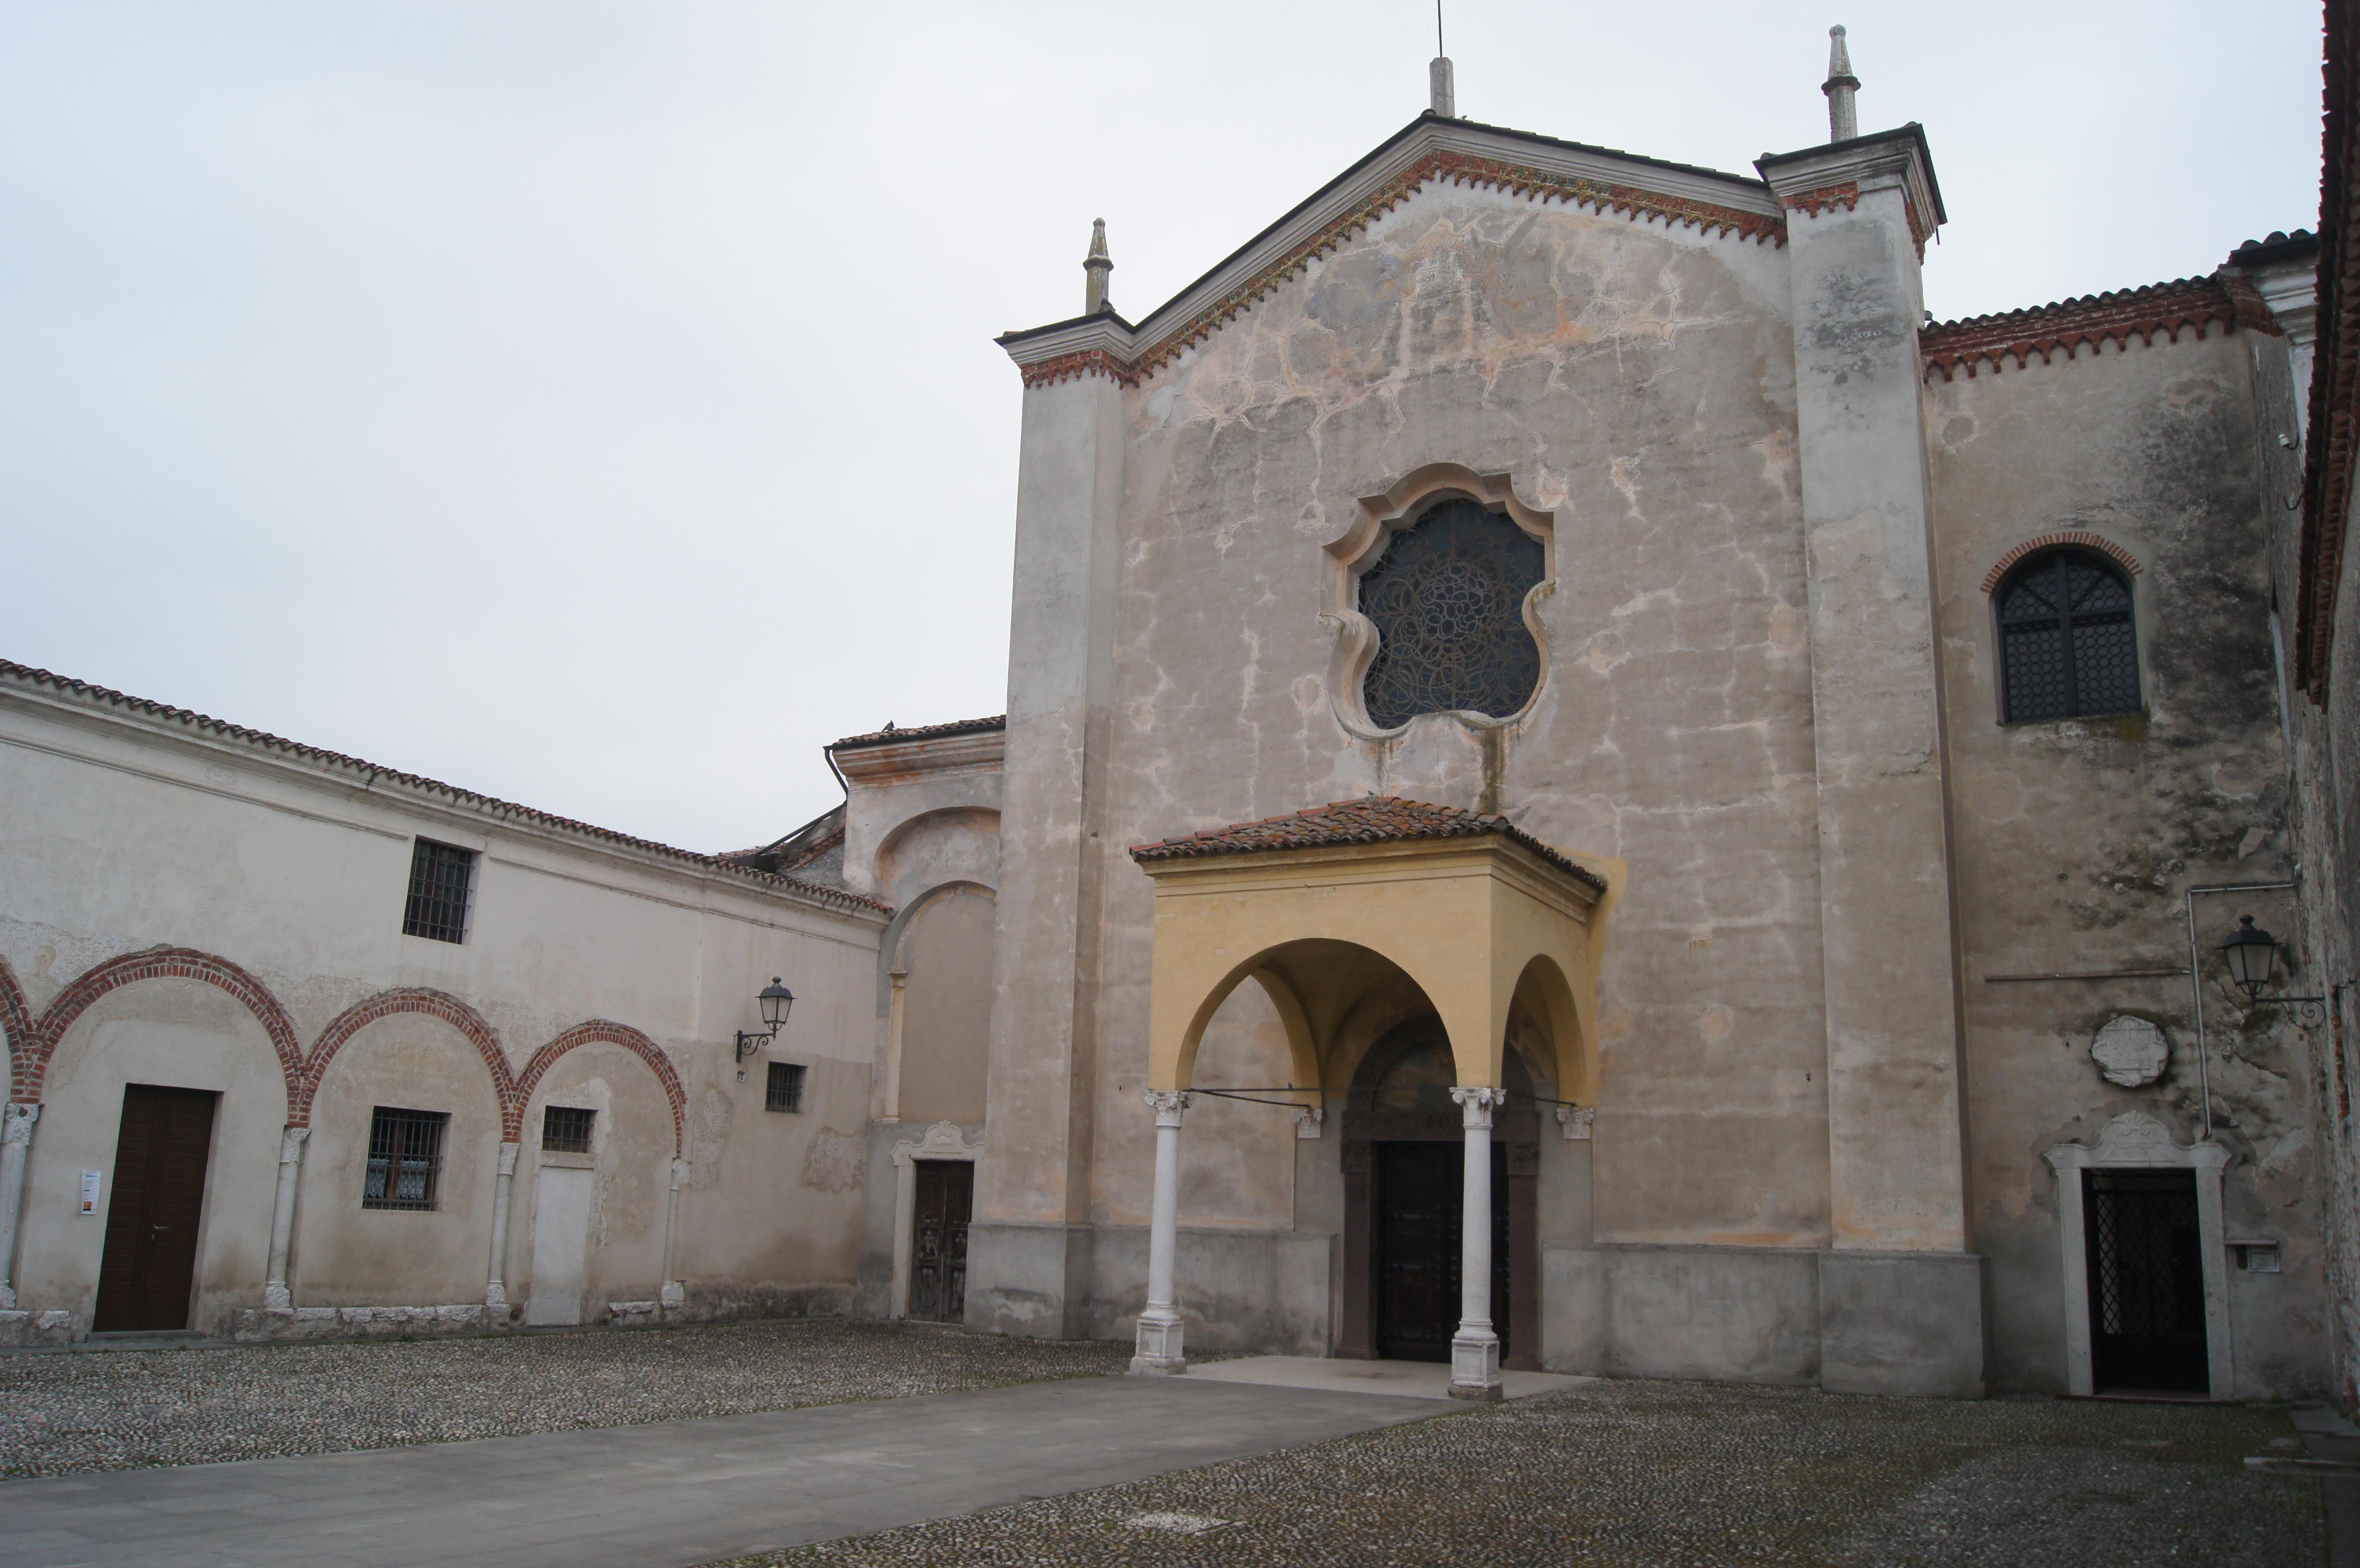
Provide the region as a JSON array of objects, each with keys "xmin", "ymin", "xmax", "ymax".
[
  {"xmin": 403, "ymin": 839, "xmax": 476, "ymax": 943},
  {"xmin": 1358, "ymin": 499, "xmax": 1546, "ymax": 730},
  {"xmin": 1996, "ymin": 548, "xmax": 2141, "ymax": 723},
  {"xmin": 541, "ymin": 1105, "xmax": 595, "ymax": 1153},
  {"xmin": 363, "ymin": 1107, "xmax": 448, "ymax": 1211},
  {"xmin": 766, "ymin": 1062, "xmax": 806, "ymax": 1114}
]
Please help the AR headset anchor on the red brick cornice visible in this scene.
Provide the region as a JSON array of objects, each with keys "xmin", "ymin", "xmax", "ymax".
[
  {"xmin": 1018, "ymin": 150, "xmax": 1786, "ymax": 392},
  {"xmin": 1980, "ymin": 532, "xmax": 2145, "ymax": 594},
  {"xmin": 2297, "ymin": 0, "xmax": 2360, "ymax": 697},
  {"xmin": 1920, "ymin": 276, "xmax": 2268, "ymax": 383}
]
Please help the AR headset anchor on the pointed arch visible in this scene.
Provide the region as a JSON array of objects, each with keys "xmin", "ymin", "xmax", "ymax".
[
  {"xmin": 297, "ymin": 989, "xmax": 514, "ymax": 1127},
  {"xmin": 24, "ymin": 946, "xmax": 302, "ymax": 1107},
  {"xmin": 511, "ymin": 1022, "xmax": 686, "ymax": 1155}
]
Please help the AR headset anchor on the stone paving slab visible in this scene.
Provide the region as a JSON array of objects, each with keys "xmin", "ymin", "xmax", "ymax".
[
  {"xmin": 717, "ymin": 1380, "xmax": 2323, "ymax": 1568},
  {"xmin": 0, "ymin": 1376, "xmax": 1439, "ymax": 1568}
]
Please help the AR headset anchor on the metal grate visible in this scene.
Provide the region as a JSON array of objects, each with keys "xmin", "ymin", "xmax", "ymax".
[
  {"xmin": 364, "ymin": 1107, "xmax": 448, "ymax": 1210},
  {"xmin": 541, "ymin": 1105, "xmax": 595, "ymax": 1153},
  {"xmin": 766, "ymin": 1062, "xmax": 805, "ymax": 1114},
  {"xmin": 1360, "ymin": 499, "xmax": 1546, "ymax": 730},
  {"xmin": 2089, "ymin": 1172, "xmax": 2203, "ymax": 1336},
  {"xmin": 1999, "ymin": 548, "xmax": 2141, "ymax": 722},
  {"xmin": 403, "ymin": 840, "xmax": 476, "ymax": 943}
]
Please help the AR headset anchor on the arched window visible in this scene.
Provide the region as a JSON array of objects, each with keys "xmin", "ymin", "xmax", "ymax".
[
  {"xmin": 1996, "ymin": 547, "xmax": 2141, "ymax": 722},
  {"xmin": 1359, "ymin": 498, "xmax": 1545, "ymax": 730}
]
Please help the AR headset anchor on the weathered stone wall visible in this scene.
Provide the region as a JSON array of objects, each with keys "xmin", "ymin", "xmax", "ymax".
[
  {"xmin": 1929, "ymin": 324, "xmax": 2326, "ymax": 1396},
  {"xmin": 1088, "ymin": 184, "xmax": 1823, "ymax": 1252}
]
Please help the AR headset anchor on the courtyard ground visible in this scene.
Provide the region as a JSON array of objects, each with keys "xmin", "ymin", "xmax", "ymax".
[{"xmin": 0, "ymin": 1320, "xmax": 2332, "ymax": 1568}]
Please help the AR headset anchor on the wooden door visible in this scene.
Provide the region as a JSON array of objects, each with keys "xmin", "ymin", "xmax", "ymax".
[
  {"xmin": 910, "ymin": 1160, "xmax": 972, "ymax": 1322},
  {"xmin": 2085, "ymin": 1169, "xmax": 2209, "ymax": 1393},
  {"xmin": 94, "ymin": 1086, "xmax": 218, "ymax": 1333},
  {"xmin": 1377, "ymin": 1140, "xmax": 1510, "ymax": 1363}
]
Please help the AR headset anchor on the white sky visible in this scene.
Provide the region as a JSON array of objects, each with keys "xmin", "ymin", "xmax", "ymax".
[{"xmin": 1, "ymin": 1, "xmax": 2324, "ymax": 853}]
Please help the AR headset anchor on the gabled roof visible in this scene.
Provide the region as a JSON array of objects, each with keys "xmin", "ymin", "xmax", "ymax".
[
  {"xmin": 0, "ymin": 660, "xmax": 890, "ymax": 917},
  {"xmin": 999, "ymin": 114, "xmax": 1787, "ymax": 392},
  {"xmin": 1918, "ymin": 274, "xmax": 2278, "ymax": 382},
  {"xmin": 1129, "ymin": 795, "xmax": 1605, "ymax": 890}
]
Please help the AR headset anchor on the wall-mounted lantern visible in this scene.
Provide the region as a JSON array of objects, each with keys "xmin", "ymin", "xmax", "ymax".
[
  {"xmin": 2219, "ymin": 916, "xmax": 2325, "ymax": 1024},
  {"xmin": 737, "ymin": 977, "xmax": 797, "ymax": 1062}
]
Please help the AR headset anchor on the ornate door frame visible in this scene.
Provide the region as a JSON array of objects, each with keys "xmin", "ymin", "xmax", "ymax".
[{"xmin": 890, "ymin": 1120, "xmax": 983, "ymax": 1320}]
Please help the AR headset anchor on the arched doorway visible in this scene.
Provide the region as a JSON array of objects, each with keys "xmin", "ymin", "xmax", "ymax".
[{"xmin": 1340, "ymin": 1015, "xmax": 1541, "ymax": 1368}]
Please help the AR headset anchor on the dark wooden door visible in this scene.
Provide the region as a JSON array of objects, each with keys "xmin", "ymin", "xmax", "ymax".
[
  {"xmin": 94, "ymin": 1086, "xmax": 218, "ymax": 1333},
  {"xmin": 2085, "ymin": 1169, "xmax": 2209, "ymax": 1393},
  {"xmin": 1377, "ymin": 1141, "xmax": 1509, "ymax": 1362},
  {"xmin": 910, "ymin": 1159, "xmax": 972, "ymax": 1323}
]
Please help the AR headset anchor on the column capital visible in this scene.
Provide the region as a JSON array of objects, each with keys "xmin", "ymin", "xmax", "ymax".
[
  {"xmin": 1144, "ymin": 1089, "xmax": 1189, "ymax": 1126},
  {"xmin": 278, "ymin": 1125, "xmax": 310, "ymax": 1162},
  {"xmin": 2, "ymin": 1103, "xmax": 38, "ymax": 1145},
  {"xmin": 1449, "ymin": 1085, "xmax": 1508, "ymax": 1127},
  {"xmin": 497, "ymin": 1141, "xmax": 522, "ymax": 1176}
]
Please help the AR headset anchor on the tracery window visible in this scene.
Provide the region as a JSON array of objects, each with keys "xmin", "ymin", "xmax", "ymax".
[
  {"xmin": 1358, "ymin": 498, "xmax": 1545, "ymax": 730},
  {"xmin": 1996, "ymin": 547, "xmax": 2141, "ymax": 722}
]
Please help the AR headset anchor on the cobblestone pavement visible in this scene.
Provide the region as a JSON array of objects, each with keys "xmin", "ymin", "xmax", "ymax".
[
  {"xmin": 715, "ymin": 1379, "xmax": 2321, "ymax": 1568},
  {"xmin": 0, "ymin": 1320, "xmax": 1130, "ymax": 1478}
]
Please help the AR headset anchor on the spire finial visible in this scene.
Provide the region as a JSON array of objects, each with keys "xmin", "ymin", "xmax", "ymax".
[
  {"xmin": 1822, "ymin": 24, "xmax": 1859, "ymax": 143},
  {"xmin": 1428, "ymin": 0, "xmax": 1455, "ymax": 117},
  {"xmin": 1083, "ymin": 218, "xmax": 1113, "ymax": 315}
]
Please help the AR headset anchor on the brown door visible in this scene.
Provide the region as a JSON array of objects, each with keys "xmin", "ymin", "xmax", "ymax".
[
  {"xmin": 1377, "ymin": 1141, "xmax": 1510, "ymax": 1362},
  {"xmin": 910, "ymin": 1159, "xmax": 972, "ymax": 1323},
  {"xmin": 95, "ymin": 1086, "xmax": 219, "ymax": 1333}
]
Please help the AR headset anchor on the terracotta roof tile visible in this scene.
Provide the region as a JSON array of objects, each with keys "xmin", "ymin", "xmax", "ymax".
[
  {"xmin": 1129, "ymin": 796, "xmax": 1605, "ymax": 889},
  {"xmin": 0, "ymin": 660, "xmax": 890, "ymax": 917},
  {"xmin": 829, "ymin": 715, "xmax": 1006, "ymax": 750}
]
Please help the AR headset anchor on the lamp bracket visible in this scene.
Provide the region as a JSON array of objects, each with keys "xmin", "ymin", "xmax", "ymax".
[
  {"xmin": 735, "ymin": 1029, "xmax": 774, "ymax": 1063},
  {"xmin": 2245, "ymin": 995, "xmax": 2328, "ymax": 1027}
]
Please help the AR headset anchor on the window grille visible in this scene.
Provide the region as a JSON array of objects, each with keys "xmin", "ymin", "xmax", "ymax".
[
  {"xmin": 403, "ymin": 839, "xmax": 476, "ymax": 943},
  {"xmin": 1997, "ymin": 548, "xmax": 2141, "ymax": 722},
  {"xmin": 541, "ymin": 1105, "xmax": 595, "ymax": 1153},
  {"xmin": 364, "ymin": 1107, "xmax": 448, "ymax": 1211},
  {"xmin": 766, "ymin": 1062, "xmax": 805, "ymax": 1114},
  {"xmin": 1359, "ymin": 499, "xmax": 1546, "ymax": 730}
]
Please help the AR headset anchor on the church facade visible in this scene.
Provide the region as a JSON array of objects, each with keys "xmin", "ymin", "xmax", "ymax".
[{"xmin": 0, "ymin": 48, "xmax": 2332, "ymax": 1403}]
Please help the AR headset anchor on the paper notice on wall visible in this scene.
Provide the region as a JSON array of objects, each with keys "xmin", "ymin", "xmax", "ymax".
[{"xmin": 79, "ymin": 1170, "xmax": 100, "ymax": 1215}]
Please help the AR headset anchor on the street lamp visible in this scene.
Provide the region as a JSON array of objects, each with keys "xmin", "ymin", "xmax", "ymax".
[
  {"xmin": 737, "ymin": 977, "xmax": 797, "ymax": 1062},
  {"xmin": 2218, "ymin": 917, "xmax": 2325, "ymax": 1024}
]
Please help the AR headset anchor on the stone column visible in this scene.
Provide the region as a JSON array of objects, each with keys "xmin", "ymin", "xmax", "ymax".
[
  {"xmin": 0, "ymin": 1103, "xmax": 38, "ymax": 1310},
  {"xmin": 659, "ymin": 1157, "xmax": 688, "ymax": 1310},
  {"xmin": 1130, "ymin": 1090, "xmax": 1188, "ymax": 1375},
  {"xmin": 262, "ymin": 1125, "xmax": 309, "ymax": 1308},
  {"xmin": 882, "ymin": 968, "xmax": 909, "ymax": 1123},
  {"xmin": 1448, "ymin": 1087, "xmax": 1507, "ymax": 1400},
  {"xmin": 484, "ymin": 1141, "xmax": 520, "ymax": 1310}
]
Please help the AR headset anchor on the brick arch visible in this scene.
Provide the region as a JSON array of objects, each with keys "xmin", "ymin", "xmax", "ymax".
[
  {"xmin": 1, "ymin": 955, "xmax": 35, "ymax": 1104},
  {"xmin": 511, "ymin": 1022, "xmax": 686, "ymax": 1155},
  {"xmin": 1982, "ymin": 532, "xmax": 2145, "ymax": 594},
  {"xmin": 22, "ymin": 946, "xmax": 302, "ymax": 1107},
  {"xmin": 296, "ymin": 989, "xmax": 514, "ymax": 1128}
]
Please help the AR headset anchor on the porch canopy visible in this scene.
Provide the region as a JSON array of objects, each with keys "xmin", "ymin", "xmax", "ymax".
[{"xmin": 1123, "ymin": 796, "xmax": 1611, "ymax": 1399}]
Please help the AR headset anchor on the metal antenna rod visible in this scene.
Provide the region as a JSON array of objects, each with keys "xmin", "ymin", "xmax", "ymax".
[{"xmin": 1437, "ymin": 0, "xmax": 1444, "ymax": 56}]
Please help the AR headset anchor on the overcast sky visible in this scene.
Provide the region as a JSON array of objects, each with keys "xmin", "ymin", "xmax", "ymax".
[{"xmin": 1, "ymin": 1, "xmax": 2324, "ymax": 853}]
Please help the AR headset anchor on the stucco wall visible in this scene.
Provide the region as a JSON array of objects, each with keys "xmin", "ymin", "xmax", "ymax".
[
  {"xmin": 1079, "ymin": 183, "xmax": 1825, "ymax": 1253},
  {"xmin": 1930, "ymin": 325, "xmax": 2326, "ymax": 1396},
  {"xmin": 0, "ymin": 687, "xmax": 886, "ymax": 1336}
]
